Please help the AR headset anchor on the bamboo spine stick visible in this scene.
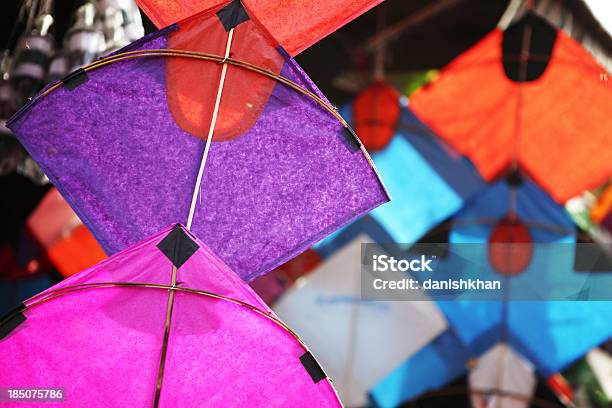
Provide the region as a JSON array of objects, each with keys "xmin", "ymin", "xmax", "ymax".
[
  {"xmin": 154, "ymin": 29, "xmax": 235, "ymax": 408},
  {"xmin": 186, "ymin": 28, "xmax": 235, "ymax": 230}
]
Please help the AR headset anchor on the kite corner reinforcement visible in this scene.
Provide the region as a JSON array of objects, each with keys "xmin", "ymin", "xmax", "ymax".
[
  {"xmin": 300, "ymin": 351, "xmax": 328, "ymax": 384},
  {"xmin": 216, "ymin": 0, "xmax": 250, "ymax": 32},
  {"xmin": 61, "ymin": 68, "xmax": 90, "ymax": 91},
  {"xmin": 156, "ymin": 224, "xmax": 199, "ymax": 269},
  {"xmin": 0, "ymin": 303, "xmax": 27, "ymax": 341}
]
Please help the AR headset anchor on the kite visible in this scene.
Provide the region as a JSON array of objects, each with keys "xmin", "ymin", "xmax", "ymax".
[
  {"xmin": 275, "ymin": 234, "xmax": 446, "ymax": 406},
  {"xmin": 0, "ymin": 225, "xmax": 342, "ymax": 407},
  {"xmin": 27, "ymin": 188, "xmax": 106, "ymax": 278},
  {"xmin": 8, "ymin": 0, "xmax": 389, "ymax": 282},
  {"xmin": 135, "ymin": 0, "xmax": 384, "ymax": 56},
  {"xmin": 371, "ymin": 175, "xmax": 612, "ymax": 406},
  {"xmin": 410, "ymin": 11, "xmax": 612, "ymax": 202}
]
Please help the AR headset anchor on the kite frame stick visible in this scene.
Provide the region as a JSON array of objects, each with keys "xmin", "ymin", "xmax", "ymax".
[
  {"xmin": 39, "ymin": 49, "xmax": 348, "ymax": 128},
  {"xmin": 157, "ymin": 29, "xmax": 235, "ymax": 402},
  {"xmin": 185, "ymin": 30, "xmax": 234, "ymax": 230},
  {"xmin": 159, "ymin": 29, "xmax": 237, "ymax": 407},
  {"xmin": 155, "ymin": 30, "xmax": 235, "ymax": 405},
  {"xmin": 153, "ymin": 264, "xmax": 177, "ymax": 407}
]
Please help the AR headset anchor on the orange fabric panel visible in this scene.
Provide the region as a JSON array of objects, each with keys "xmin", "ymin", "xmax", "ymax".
[
  {"xmin": 353, "ymin": 81, "xmax": 401, "ymax": 151},
  {"xmin": 410, "ymin": 29, "xmax": 612, "ymax": 203},
  {"xmin": 47, "ymin": 224, "xmax": 107, "ymax": 278},
  {"xmin": 136, "ymin": 0, "xmax": 383, "ymax": 56},
  {"xmin": 166, "ymin": 5, "xmax": 283, "ymax": 141}
]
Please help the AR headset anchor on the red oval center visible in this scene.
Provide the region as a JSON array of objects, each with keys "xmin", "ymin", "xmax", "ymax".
[{"xmin": 488, "ymin": 216, "xmax": 533, "ymax": 275}]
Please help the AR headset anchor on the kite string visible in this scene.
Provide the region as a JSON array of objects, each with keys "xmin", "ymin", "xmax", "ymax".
[{"xmin": 185, "ymin": 28, "xmax": 235, "ymax": 230}]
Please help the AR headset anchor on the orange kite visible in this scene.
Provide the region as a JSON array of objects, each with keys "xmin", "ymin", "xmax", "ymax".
[{"xmin": 410, "ymin": 12, "xmax": 612, "ymax": 203}]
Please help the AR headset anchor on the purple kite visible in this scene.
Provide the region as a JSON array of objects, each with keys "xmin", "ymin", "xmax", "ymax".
[
  {"xmin": 7, "ymin": 0, "xmax": 389, "ymax": 282},
  {"xmin": 0, "ymin": 224, "xmax": 342, "ymax": 407}
]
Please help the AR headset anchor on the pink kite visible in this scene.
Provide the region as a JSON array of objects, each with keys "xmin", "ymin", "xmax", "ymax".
[{"xmin": 0, "ymin": 225, "xmax": 341, "ymax": 407}]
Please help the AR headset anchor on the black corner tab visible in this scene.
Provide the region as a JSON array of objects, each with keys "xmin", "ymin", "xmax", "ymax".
[
  {"xmin": 217, "ymin": 0, "xmax": 250, "ymax": 31},
  {"xmin": 502, "ymin": 12, "xmax": 557, "ymax": 82},
  {"xmin": 63, "ymin": 68, "xmax": 89, "ymax": 90},
  {"xmin": 506, "ymin": 169, "xmax": 524, "ymax": 187},
  {"xmin": 341, "ymin": 126, "xmax": 361, "ymax": 153},
  {"xmin": 157, "ymin": 224, "xmax": 199, "ymax": 269},
  {"xmin": 0, "ymin": 303, "xmax": 27, "ymax": 340},
  {"xmin": 300, "ymin": 351, "xmax": 327, "ymax": 383}
]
